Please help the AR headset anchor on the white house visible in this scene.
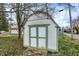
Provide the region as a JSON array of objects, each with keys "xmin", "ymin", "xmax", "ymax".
[
  {"xmin": 10, "ymin": 22, "xmax": 18, "ymax": 34},
  {"xmin": 23, "ymin": 11, "xmax": 59, "ymax": 52}
]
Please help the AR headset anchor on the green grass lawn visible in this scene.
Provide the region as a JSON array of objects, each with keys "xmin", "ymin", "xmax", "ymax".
[
  {"xmin": 0, "ymin": 34, "xmax": 79, "ymax": 56},
  {"xmin": 0, "ymin": 34, "xmax": 24, "ymax": 56},
  {"xmin": 48, "ymin": 35, "xmax": 79, "ymax": 56}
]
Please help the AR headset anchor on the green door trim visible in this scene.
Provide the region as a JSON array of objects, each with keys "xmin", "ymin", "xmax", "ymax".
[
  {"xmin": 28, "ymin": 24, "xmax": 50, "ymax": 27},
  {"xmin": 36, "ymin": 27, "xmax": 38, "ymax": 48},
  {"xmin": 29, "ymin": 24, "xmax": 49, "ymax": 49},
  {"xmin": 29, "ymin": 27, "xmax": 31, "ymax": 47},
  {"xmin": 46, "ymin": 26, "xmax": 48, "ymax": 49}
]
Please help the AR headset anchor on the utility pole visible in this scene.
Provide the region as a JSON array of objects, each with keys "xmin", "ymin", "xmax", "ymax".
[{"xmin": 68, "ymin": 3, "xmax": 73, "ymax": 40}]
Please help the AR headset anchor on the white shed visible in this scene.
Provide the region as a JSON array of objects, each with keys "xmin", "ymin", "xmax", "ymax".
[{"xmin": 23, "ymin": 11, "xmax": 59, "ymax": 52}]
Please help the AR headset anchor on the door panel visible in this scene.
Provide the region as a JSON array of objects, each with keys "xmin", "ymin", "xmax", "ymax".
[
  {"xmin": 31, "ymin": 38, "xmax": 36, "ymax": 47},
  {"xmin": 38, "ymin": 27, "xmax": 46, "ymax": 48},
  {"xmin": 38, "ymin": 27, "xmax": 46, "ymax": 37},
  {"xmin": 31, "ymin": 27, "xmax": 36, "ymax": 37},
  {"xmin": 38, "ymin": 38, "xmax": 46, "ymax": 48}
]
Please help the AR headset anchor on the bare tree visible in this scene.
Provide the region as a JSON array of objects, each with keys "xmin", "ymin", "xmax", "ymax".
[{"xmin": 10, "ymin": 3, "xmax": 56, "ymax": 39}]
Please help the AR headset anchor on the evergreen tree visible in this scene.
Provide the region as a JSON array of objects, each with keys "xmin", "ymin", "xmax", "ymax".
[{"xmin": 0, "ymin": 3, "xmax": 9, "ymax": 31}]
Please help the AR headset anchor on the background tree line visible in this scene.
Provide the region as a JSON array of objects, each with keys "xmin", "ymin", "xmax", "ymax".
[{"xmin": 0, "ymin": 3, "xmax": 9, "ymax": 32}]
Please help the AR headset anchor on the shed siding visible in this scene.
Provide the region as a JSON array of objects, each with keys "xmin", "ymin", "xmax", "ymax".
[{"xmin": 23, "ymin": 14, "xmax": 58, "ymax": 51}]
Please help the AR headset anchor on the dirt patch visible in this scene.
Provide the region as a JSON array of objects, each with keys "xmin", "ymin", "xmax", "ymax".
[{"xmin": 23, "ymin": 47, "xmax": 48, "ymax": 56}]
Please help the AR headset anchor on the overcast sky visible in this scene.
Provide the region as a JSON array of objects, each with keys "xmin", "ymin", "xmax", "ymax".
[
  {"xmin": 6, "ymin": 3, "xmax": 79, "ymax": 27},
  {"xmin": 53, "ymin": 3, "xmax": 79, "ymax": 27}
]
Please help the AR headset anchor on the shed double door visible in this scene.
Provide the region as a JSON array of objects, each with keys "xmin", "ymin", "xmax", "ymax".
[{"xmin": 29, "ymin": 25, "xmax": 48, "ymax": 49}]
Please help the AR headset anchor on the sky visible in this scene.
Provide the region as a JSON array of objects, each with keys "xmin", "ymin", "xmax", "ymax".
[
  {"xmin": 6, "ymin": 3, "xmax": 79, "ymax": 28},
  {"xmin": 53, "ymin": 3, "xmax": 79, "ymax": 27}
]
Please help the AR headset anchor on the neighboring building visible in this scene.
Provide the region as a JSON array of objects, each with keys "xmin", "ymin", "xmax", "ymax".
[
  {"xmin": 63, "ymin": 26, "xmax": 71, "ymax": 33},
  {"xmin": 23, "ymin": 11, "xmax": 59, "ymax": 52},
  {"xmin": 10, "ymin": 22, "xmax": 18, "ymax": 34}
]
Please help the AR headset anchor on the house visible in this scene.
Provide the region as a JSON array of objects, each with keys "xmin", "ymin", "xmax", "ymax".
[
  {"xmin": 10, "ymin": 22, "xmax": 18, "ymax": 34},
  {"xmin": 23, "ymin": 11, "xmax": 59, "ymax": 52}
]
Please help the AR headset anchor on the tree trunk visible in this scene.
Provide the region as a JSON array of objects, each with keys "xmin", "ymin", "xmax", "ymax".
[
  {"xmin": 16, "ymin": 3, "xmax": 22, "ymax": 48},
  {"xmin": 16, "ymin": 3, "xmax": 22, "ymax": 39}
]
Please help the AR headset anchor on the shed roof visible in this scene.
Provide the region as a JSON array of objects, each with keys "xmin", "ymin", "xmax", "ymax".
[{"xmin": 21, "ymin": 11, "xmax": 60, "ymax": 28}]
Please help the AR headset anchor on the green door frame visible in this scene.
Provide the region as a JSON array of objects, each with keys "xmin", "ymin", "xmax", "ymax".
[{"xmin": 29, "ymin": 24, "xmax": 49, "ymax": 49}]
